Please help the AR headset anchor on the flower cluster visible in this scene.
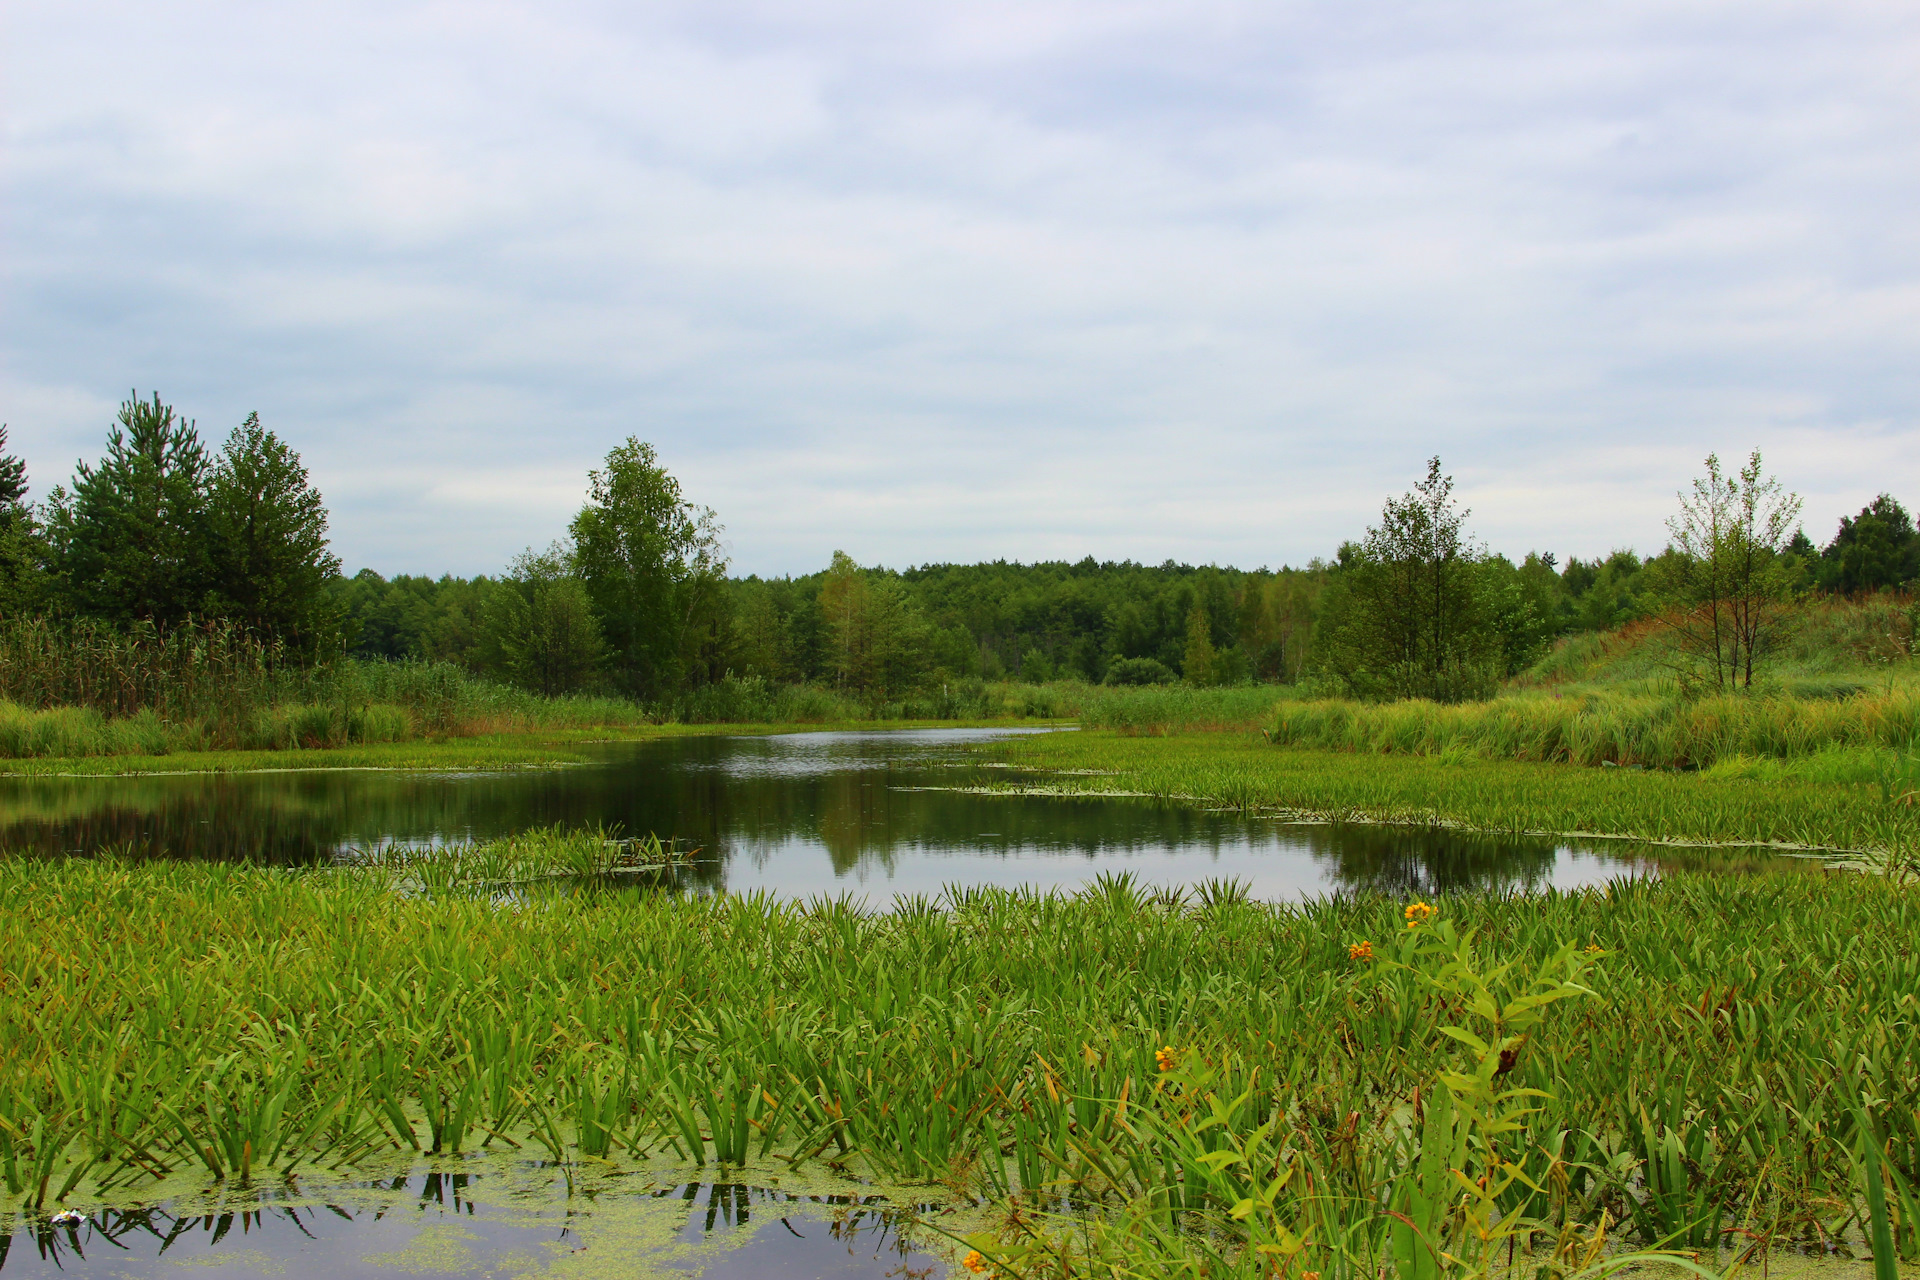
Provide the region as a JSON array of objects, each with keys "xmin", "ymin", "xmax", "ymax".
[
  {"xmin": 1155, "ymin": 1045, "xmax": 1178, "ymax": 1072},
  {"xmin": 1403, "ymin": 901, "xmax": 1436, "ymax": 928},
  {"xmin": 1348, "ymin": 940, "xmax": 1374, "ymax": 962},
  {"xmin": 962, "ymin": 1250, "xmax": 991, "ymax": 1274}
]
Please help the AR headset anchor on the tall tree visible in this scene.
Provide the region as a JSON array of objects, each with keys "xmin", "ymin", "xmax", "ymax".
[
  {"xmin": 204, "ymin": 413, "xmax": 343, "ymax": 655},
  {"xmin": 1182, "ymin": 604, "xmax": 1216, "ymax": 686},
  {"xmin": 1819, "ymin": 494, "xmax": 1918, "ymax": 594},
  {"xmin": 819, "ymin": 551, "xmax": 932, "ymax": 696},
  {"xmin": 45, "ymin": 392, "xmax": 211, "ymax": 624},
  {"xmin": 1315, "ymin": 457, "xmax": 1495, "ymax": 701},
  {"xmin": 1655, "ymin": 450, "xmax": 1803, "ymax": 691},
  {"xmin": 481, "ymin": 545, "xmax": 608, "ymax": 696},
  {"xmin": 569, "ymin": 439, "xmax": 726, "ymax": 698},
  {"xmin": 0, "ymin": 425, "xmax": 48, "ymax": 615},
  {"xmin": 0, "ymin": 425, "xmax": 25, "ymax": 508}
]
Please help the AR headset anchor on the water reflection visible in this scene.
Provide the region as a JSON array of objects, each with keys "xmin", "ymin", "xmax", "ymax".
[
  {"xmin": 0, "ymin": 1172, "xmax": 941, "ymax": 1279},
  {"xmin": 0, "ymin": 729, "xmax": 1801, "ymax": 897}
]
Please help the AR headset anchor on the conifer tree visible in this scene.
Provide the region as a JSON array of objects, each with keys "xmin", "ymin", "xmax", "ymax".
[{"xmin": 45, "ymin": 392, "xmax": 211, "ymax": 624}]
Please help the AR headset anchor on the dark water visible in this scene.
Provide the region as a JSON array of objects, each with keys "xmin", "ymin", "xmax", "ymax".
[
  {"xmin": 0, "ymin": 728, "xmax": 1793, "ymax": 897},
  {"xmin": 0, "ymin": 1172, "xmax": 944, "ymax": 1278}
]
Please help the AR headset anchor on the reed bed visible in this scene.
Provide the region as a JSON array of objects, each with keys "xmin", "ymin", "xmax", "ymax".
[
  {"xmin": 2, "ymin": 845, "xmax": 1916, "ymax": 1277},
  {"xmin": 988, "ymin": 729, "xmax": 1920, "ymax": 856},
  {"xmin": 1267, "ymin": 689, "xmax": 1920, "ymax": 771}
]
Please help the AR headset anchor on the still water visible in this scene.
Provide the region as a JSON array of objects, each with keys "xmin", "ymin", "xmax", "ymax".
[
  {"xmin": 0, "ymin": 728, "xmax": 1787, "ymax": 897},
  {"xmin": 1, "ymin": 1164, "xmax": 948, "ymax": 1279}
]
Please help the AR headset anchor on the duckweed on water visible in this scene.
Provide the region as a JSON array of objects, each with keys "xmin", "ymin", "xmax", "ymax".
[{"xmin": 3, "ymin": 835, "xmax": 1919, "ymax": 1277}]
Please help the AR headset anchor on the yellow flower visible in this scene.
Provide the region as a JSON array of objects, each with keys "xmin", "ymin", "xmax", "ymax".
[
  {"xmin": 1403, "ymin": 901, "xmax": 1436, "ymax": 927},
  {"xmin": 1584, "ymin": 943, "xmax": 1603, "ymax": 955},
  {"xmin": 963, "ymin": 1250, "xmax": 991, "ymax": 1274},
  {"xmin": 1155, "ymin": 1046, "xmax": 1178, "ymax": 1072},
  {"xmin": 1348, "ymin": 941, "xmax": 1374, "ymax": 962}
]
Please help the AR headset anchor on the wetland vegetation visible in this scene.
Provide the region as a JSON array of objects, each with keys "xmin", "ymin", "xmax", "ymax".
[{"xmin": 2, "ymin": 844, "xmax": 1917, "ymax": 1278}]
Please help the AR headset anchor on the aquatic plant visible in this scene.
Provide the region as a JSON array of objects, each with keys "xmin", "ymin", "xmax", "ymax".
[
  {"xmin": 988, "ymin": 727, "xmax": 1920, "ymax": 856},
  {"xmin": 2, "ymin": 848, "xmax": 1917, "ymax": 1276}
]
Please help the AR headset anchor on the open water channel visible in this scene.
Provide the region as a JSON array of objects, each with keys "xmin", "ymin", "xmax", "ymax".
[
  {"xmin": 0, "ymin": 728, "xmax": 1803, "ymax": 1277},
  {"xmin": 0, "ymin": 727, "xmax": 1785, "ymax": 897}
]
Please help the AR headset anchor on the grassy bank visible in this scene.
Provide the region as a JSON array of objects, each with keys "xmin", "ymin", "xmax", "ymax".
[
  {"xmin": 0, "ymin": 719, "xmax": 1045, "ymax": 777},
  {"xmin": 1266, "ymin": 688, "xmax": 1920, "ymax": 772},
  {"xmin": 0, "ymin": 678, "xmax": 1268, "ymax": 763},
  {"xmin": 984, "ymin": 729, "xmax": 1920, "ymax": 856},
  {"xmin": 1, "ymin": 844, "xmax": 1916, "ymax": 1276}
]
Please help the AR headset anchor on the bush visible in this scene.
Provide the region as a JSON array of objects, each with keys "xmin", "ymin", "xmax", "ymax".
[{"xmin": 1103, "ymin": 657, "xmax": 1177, "ymax": 686}]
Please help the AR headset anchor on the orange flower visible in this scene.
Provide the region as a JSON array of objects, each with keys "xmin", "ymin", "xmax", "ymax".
[
  {"xmin": 1403, "ymin": 901, "xmax": 1435, "ymax": 927},
  {"xmin": 1155, "ymin": 1046, "xmax": 1178, "ymax": 1072},
  {"xmin": 1302, "ymin": 1272, "xmax": 1322, "ymax": 1280},
  {"xmin": 963, "ymin": 1249, "xmax": 991, "ymax": 1274},
  {"xmin": 1348, "ymin": 941, "xmax": 1374, "ymax": 962}
]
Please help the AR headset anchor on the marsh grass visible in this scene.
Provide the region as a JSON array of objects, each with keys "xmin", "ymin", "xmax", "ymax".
[
  {"xmin": 3, "ymin": 844, "xmax": 1919, "ymax": 1277},
  {"xmin": 987, "ymin": 729, "xmax": 1920, "ymax": 855},
  {"xmin": 1266, "ymin": 689, "xmax": 1920, "ymax": 772},
  {"xmin": 345, "ymin": 825, "xmax": 687, "ymax": 889}
]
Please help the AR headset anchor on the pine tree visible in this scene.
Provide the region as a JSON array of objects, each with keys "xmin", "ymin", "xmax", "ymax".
[
  {"xmin": 204, "ymin": 412, "xmax": 343, "ymax": 655},
  {"xmin": 45, "ymin": 392, "xmax": 211, "ymax": 624}
]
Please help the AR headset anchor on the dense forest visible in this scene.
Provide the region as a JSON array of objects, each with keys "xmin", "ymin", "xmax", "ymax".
[{"xmin": 4, "ymin": 393, "xmax": 1917, "ymax": 708}]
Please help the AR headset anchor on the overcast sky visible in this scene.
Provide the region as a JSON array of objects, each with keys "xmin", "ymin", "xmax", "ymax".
[{"xmin": 3, "ymin": 1, "xmax": 1916, "ymax": 577}]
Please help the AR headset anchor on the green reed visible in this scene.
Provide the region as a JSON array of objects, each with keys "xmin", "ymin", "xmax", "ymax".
[
  {"xmin": 987, "ymin": 728, "xmax": 1920, "ymax": 855},
  {"xmin": 1267, "ymin": 688, "xmax": 1920, "ymax": 772},
  {"xmin": 2, "ymin": 845, "xmax": 1917, "ymax": 1277}
]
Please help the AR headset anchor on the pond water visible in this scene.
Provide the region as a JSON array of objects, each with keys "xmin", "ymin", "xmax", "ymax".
[
  {"xmin": 0, "ymin": 1163, "xmax": 951, "ymax": 1279},
  {"xmin": 0, "ymin": 728, "xmax": 1795, "ymax": 898}
]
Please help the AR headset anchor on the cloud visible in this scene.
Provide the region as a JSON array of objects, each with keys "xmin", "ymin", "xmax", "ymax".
[{"xmin": 3, "ymin": 0, "xmax": 1917, "ymax": 574}]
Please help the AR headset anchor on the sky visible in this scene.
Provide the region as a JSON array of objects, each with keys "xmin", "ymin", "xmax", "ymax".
[{"xmin": 3, "ymin": 1, "xmax": 1917, "ymax": 578}]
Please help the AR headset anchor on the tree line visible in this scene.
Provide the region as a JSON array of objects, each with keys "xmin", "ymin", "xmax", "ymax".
[{"xmin": 3, "ymin": 392, "xmax": 1915, "ymax": 705}]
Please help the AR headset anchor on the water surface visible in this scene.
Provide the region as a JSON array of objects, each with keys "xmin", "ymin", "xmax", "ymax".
[{"xmin": 0, "ymin": 728, "xmax": 1794, "ymax": 896}]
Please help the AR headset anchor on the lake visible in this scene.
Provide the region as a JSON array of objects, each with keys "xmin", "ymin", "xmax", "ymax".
[{"xmin": 0, "ymin": 727, "xmax": 1791, "ymax": 899}]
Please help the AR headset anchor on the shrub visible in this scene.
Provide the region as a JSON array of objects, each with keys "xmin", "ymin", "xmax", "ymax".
[{"xmin": 1103, "ymin": 657, "xmax": 1177, "ymax": 686}]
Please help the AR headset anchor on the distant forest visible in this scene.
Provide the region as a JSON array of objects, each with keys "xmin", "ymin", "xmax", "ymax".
[
  {"xmin": 333, "ymin": 492, "xmax": 1910, "ymax": 696},
  {"xmin": 4, "ymin": 393, "xmax": 1918, "ymax": 705}
]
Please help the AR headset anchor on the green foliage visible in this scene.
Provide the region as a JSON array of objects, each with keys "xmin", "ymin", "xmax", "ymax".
[
  {"xmin": 0, "ymin": 613, "xmax": 651, "ymax": 756},
  {"xmin": 1182, "ymin": 604, "xmax": 1216, "ymax": 685},
  {"xmin": 1266, "ymin": 685, "xmax": 1920, "ymax": 772},
  {"xmin": 334, "ymin": 568, "xmax": 499, "ymax": 664},
  {"xmin": 1819, "ymin": 494, "xmax": 1920, "ymax": 595},
  {"xmin": 819, "ymin": 551, "xmax": 934, "ymax": 697},
  {"xmin": 44, "ymin": 392, "xmax": 212, "ymax": 626},
  {"xmin": 1103, "ymin": 657, "xmax": 1177, "ymax": 686},
  {"xmin": 37, "ymin": 395, "xmax": 340, "ymax": 655},
  {"xmin": 569, "ymin": 437, "xmax": 726, "ymax": 699},
  {"xmin": 0, "ymin": 425, "xmax": 23, "ymax": 510},
  {"xmin": 999, "ymin": 725, "xmax": 1920, "ymax": 855},
  {"xmin": 3, "ymin": 858, "xmax": 1918, "ymax": 1277},
  {"xmin": 1314, "ymin": 459, "xmax": 1505, "ymax": 702},
  {"xmin": 202, "ymin": 412, "xmax": 343, "ymax": 656},
  {"xmin": 480, "ymin": 545, "xmax": 607, "ymax": 696},
  {"xmin": 1653, "ymin": 449, "xmax": 1804, "ymax": 691},
  {"xmin": 0, "ymin": 426, "xmax": 48, "ymax": 619}
]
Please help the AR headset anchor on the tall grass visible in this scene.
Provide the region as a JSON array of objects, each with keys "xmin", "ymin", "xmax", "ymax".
[
  {"xmin": 0, "ymin": 616, "xmax": 656, "ymax": 758},
  {"xmin": 0, "ymin": 617, "xmax": 284, "ymax": 721},
  {"xmin": 1268, "ymin": 687, "xmax": 1920, "ymax": 770},
  {"xmin": 988, "ymin": 728, "xmax": 1920, "ymax": 855},
  {"xmin": 1, "ymin": 849, "xmax": 1917, "ymax": 1277}
]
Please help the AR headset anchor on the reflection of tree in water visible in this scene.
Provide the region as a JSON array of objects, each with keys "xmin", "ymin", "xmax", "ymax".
[
  {"xmin": 1301, "ymin": 824, "xmax": 1564, "ymax": 896},
  {"xmin": 0, "ymin": 734, "xmax": 1804, "ymax": 895}
]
